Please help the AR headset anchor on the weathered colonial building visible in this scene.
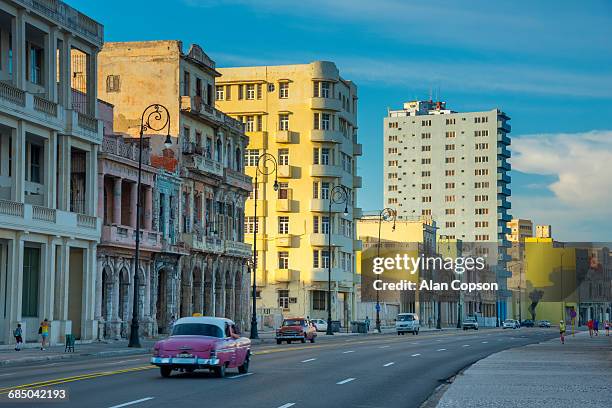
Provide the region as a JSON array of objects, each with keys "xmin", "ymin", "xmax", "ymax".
[
  {"xmin": 97, "ymin": 41, "xmax": 252, "ymax": 333},
  {"xmin": 0, "ymin": 0, "xmax": 103, "ymax": 344}
]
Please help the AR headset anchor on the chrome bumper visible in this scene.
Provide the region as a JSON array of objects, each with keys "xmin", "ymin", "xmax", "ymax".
[{"xmin": 150, "ymin": 357, "xmax": 221, "ymax": 366}]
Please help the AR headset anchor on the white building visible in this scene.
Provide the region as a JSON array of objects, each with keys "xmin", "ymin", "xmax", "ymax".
[
  {"xmin": 0, "ymin": 0, "xmax": 103, "ymax": 344},
  {"xmin": 383, "ymin": 100, "xmax": 512, "ymax": 320}
]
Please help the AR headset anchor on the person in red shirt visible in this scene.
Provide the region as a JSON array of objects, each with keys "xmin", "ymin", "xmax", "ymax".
[{"xmin": 587, "ymin": 319, "xmax": 594, "ymax": 337}]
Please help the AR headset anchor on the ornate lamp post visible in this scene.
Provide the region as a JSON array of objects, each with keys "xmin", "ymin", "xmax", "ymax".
[
  {"xmin": 129, "ymin": 104, "xmax": 172, "ymax": 348},
  {"xmin": 376, "ymin": 208, "xmax": 396, "ymax": 333},
  {"xmin": 250, "ymin": 153, "xmax": 278, "ymax": 339},
  {"xmin": 326, "ymin": 186, "xmax": 349, "ymax": 336}
]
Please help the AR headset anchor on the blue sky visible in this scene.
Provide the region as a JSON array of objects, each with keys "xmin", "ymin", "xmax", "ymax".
[{"xmin": 71, "ymin": 0, "xmax": 612, "ymax": 240}]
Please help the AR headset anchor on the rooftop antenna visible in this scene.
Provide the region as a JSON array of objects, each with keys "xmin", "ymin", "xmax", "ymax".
[{"xmin": 428, "ymin": 87, "xmax": 433, "ymax": 103}]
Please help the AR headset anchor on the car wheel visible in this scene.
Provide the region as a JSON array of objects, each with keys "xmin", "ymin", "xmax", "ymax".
[
  {"xmin": 185, "ymin": 367, "xmax": 195, "ymax": 374},
  {"xmin": 214, "ymin": 363, "xmax": 226, "ymax": 378},
  {"xmin": 397, "ymin": 332, "xmax": 401, "ymax": 336},
  {"xmin": 301, "ymin": 337, "xmax": 306, "ymax": 344},
  {"xmin": 288, "ymin": 340, "xmax": 292, "ymax": 344},
  {"xmin": 276, "ymin": 339, "xmax": 281, "ymax": 345},
  {"xmin": 238, "ymin": 352, "xmax": 250, "ymax": 374},
  {"xmin": 160, "ymin": 367, "xmax": 172, "ymax": 378}
]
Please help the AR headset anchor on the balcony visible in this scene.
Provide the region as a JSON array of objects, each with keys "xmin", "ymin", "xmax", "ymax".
[
  {"xmin": 497, "ymin": 225, "xmax": 511, "ymax": 235},
  {"xmin": 497, "ymin": 160, "xmax": 511, "ymax": 171},
  {"xmin": 497, "ymin": 145, "xmax": 510, "ymax": 158},
  {"xmin": 275, "ymin": 234, "xmax": 298, "ymax": 248},
  {"xmin": 497, "ymin": 172, "xmax": 511, "ymax": 184},
  {"xmin": 246, "ymin": 131, "xmax": 268, "ymax": 150},
  {"xmin": 102, "ymin": 225, "xmax": 162, "ymax": 251},
  {"xmin": 275, "ymin": 130, "xmax": 298, "ymax": 144},
  {"xmin": 311, "ymin": 268, "xmax": 354, "ymax": 284},
  {"xmin": 310, "ymin": 97, "xmax": 342, "ymax": 111},
  {"xmin": 497, "ymin": 211, "xmax": 512, "ymax": 222},
  {"xmin": 224, "ymin": 240, "xmax": 252, "ymax": 258},
  {"xmin": 310, "ymin": 233, "xmax": 352, "ymax": 248},
  {"xmin": 180, "ymin": 96, "xmax": 244, "ymax": 133},
  {"xmin": 497, "ymin": 120, "xmax": 511, "ymax": 133},
  {"xmin": 225, "ymin": 168, "xmax": 252, "ymax": 192},
  {"xmin": 310, "ymin": 130, "xmax": 343, "ymax": 144},
  {"xmin": 277, "ymin": 165, "xmax": 296, "ymax": 179},
  {"xmin": 182, "ymin": 232, "xmax": 223, "ymax": 253},
  {"xmin": 310, "ymin": 233, "xmax": 330, "ymax": 247},
  {"xmin": 274, "ymin": 269, "xmax": 300, "ymax": 283},
  {"xmin": 497, "ymin": 132, "xmax": 511, "ymax": 145},
  {"xmin": 497, "ymin": 185, "xmax": 511, "ymax": 196},
  {"xmin": 310, "ymin": 164, "xmax": 342, "ymax": 178},
  {"xmin": 183, "ymin": 155, "xmax": 224, "ymax": 178},
  {"xmin": 0, "ymin": 199, "xmax": 99, "ymax": 240},
  {"xmin": 353, "ymin": 175, "xmax": 362, "ymax": 188},
  {"xmin": 276, "ymin": 198, "xmax": 297, "ymax": 212},
  {"xmin": 497, "ymin": 198, "xmax": 511, "ymax": 209},
  {"xmin": 354, "ymin": 143, "xmax": 363, "ymax": 156}
]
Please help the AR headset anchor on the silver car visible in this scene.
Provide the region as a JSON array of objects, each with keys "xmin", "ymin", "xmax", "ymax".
[{"xmin": 396, "ymin": 313, "xmax": 420, "ymax": 335}]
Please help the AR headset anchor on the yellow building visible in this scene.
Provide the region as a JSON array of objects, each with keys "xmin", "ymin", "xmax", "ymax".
[
  {"xmin": 506, "ymin": 218, "xmax": 533, "ymax": 320},
  {"xmin": 216, "ymin": 62, "xmax": 362, "ymax": 328},
  {"xmin": 523, "ymin": 237, "xmax": 577, "ymax": 324}
]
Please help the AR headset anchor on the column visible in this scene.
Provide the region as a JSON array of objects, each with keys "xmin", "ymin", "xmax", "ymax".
[
  {"xmin": 188, "ymin": 187, "xmax": 195, "ymax": 233},
  {"xmin": 62, "ymin": 36, "xmax": 73, "ymax": 110},
  {"xmin": 4, "ymin": 235, "xmax": 24, "ymax": 344},
  {"xmin": 113, "ymin": 178, "xmax": 122, "ymax": 224},
  {"xmin": 45, "ymin": 131, "xmax": 58, "ymax": 208},
  {"xmin": 86, "ymin": 146, "xmax": 98, "ymax": 216},
  {"xmin": 11, "ymin": 122, "xmax": 25, "ymax": 202},
  {"xmin": 45, "ymin": 28, "xmax": 58, "ymax": 102},
  {"xmin": 87, "ymin": 51, "xmax": 98, "ymax": 118},
  {"xmin": 130, "ymin": 182, "xmax": 138, "ymax": 227},
  {"xmin": 57, "ymin": 135, "xmax": 71, "ymax": 211},
  {"xmin": 80, "ymin": 242, "xmax": 97, "ymax": 340},
  {"xmin": 40, "ymin": 240, "xmax": 56, "ymax": 321},
  {"xmin": 97, "ymin": 174, "xmax": 105, "ymax": 220},
  {"xmin": 12, "ymin": 11, "xmax": 25, "ymax": 88},
  {"xmin": 144, "ymin": 186, "xmax": 153, "ymax": 230}
]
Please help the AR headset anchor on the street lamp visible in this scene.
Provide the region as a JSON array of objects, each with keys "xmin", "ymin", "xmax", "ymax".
[
  {"xmin": 250, "ymin": 153, "xmax": 278, "ymax": 339},
  {"xmin": 326, "ymin": 185, "xmax": 349, "ymax": 336},
  {"xmin": 376, "ymin": 208, "xmax": 396, "ymax": 333},
  {"xmin": 129, "ymin": 104, "xmax": 172, "ymax": 348}
]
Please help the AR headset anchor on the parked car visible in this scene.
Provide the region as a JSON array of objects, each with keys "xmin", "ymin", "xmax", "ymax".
[
  {"xmin": 151, "ymin": 316, "xmax": 250, "ymax": 378},
  {"xmin": 538, "ymin": 320, "xmax": 551, "ymax": 328},
  {"xmin": 396, "ymin": 313, "xmax": 420, "ymax": 335},
  {"xmin": 503, "ymin": 319, "xmax": 520, "ymax": 329},
  {"xmin": 462, "ymin": 316, "xmax": 479, "ymax": 330},
  {"xmin": 521, "ymin": 319, "xmax": 535, "ymax": 327},
  {"xmin": 276, "ymin": 318, "xmax": 317, "ymax": 344},
  {"xmin": 310, "ymin": 319, "xmax": 328, "ymax": 332}
]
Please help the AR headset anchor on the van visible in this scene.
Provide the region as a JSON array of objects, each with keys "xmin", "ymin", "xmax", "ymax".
[{"xmin": 396, "ymin": 313, "xmax": 420, "ymax": 335}]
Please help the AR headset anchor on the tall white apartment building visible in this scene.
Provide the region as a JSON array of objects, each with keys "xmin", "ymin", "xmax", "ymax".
[
  {"xmin": 383, "ymin": 100, "xmax": 512, "ymax": 319},
  {"xmin": 0, "ymin": 0, "xmax": 103, "ymax": 344}
]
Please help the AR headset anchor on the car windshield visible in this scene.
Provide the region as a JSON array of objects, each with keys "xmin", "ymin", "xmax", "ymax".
[
  {"xmin": 171, "ymin": 323, "xmax": 223, "ymax": 338},
  {"xmin": 504, "ymin": 320, "xmax": 513, "ymax": 323},
  {"xmin": 282, "ymin": 319, "xmax": 304, "ymax": 326},
  {"xmin": 397, "ymin": 315, "xmax": 414, "ymax": 321},
  {"xmin": 465, "ymin": 317, "xmax": 476, "ymax": 322}
]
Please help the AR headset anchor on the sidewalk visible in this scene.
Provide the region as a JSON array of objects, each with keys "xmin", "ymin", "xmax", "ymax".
[
  {"xmin": 437, "ymin": 331, "xmax": 612, "ymax": 408},
  {"xmin": 0, "ymin": 339, "xmax": 156, "ymax": 367}
]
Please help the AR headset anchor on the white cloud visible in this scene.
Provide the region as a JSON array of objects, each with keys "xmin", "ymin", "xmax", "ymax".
[{"xmin": 511, "ymin": 130, "xmax": 612, "ymax": 240}]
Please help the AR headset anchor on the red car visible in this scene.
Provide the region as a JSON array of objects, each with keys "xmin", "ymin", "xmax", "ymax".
[
  {"xmin": 151, "ymin": 317, "xmax": 250, "ymax": 378},
  {"xmin": 275, "ymin": 317, "xmax": 317, "ymax": 344}
]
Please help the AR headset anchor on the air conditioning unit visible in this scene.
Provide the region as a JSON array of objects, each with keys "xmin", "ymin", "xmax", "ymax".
[
  {"xmin": 289, "ymin": 297, "xmax": 297, "ymax": 304},
  {"xmin": 267, "ymin": 83, "xmax": 275, "ymax": 92}
]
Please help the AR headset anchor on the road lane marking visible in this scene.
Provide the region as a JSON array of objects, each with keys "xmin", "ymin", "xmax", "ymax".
[
  {"xmin": 228, "ymin": 373, "xmax": 253, "ymax": 379},
  {"xmin": 336, "ymin": 378, "xmax": 356, "ymax": 385},
  {"xmin": 383, "ymin": 362, "xmax": 395, "ymax": 367},
  {"xmin": 436, "ymin": 339, "xmax": 442, "ymax": 342},
  {"xmin": 0, "ymin": 366, "xmax": 154, "ymax": 394},
  {"xmin": 342, "ymin": 350, "xmax": 355, "ymax": 354},
  {"xmin": 462, "ymin": 344, "xmax": 471, "ymax": 347},
  {"xmin": 411, "ymin": 353, "xmax": 421, "ymax": 357},
  {"xmin": 101, "ymin": 358, "xmax": 143, "ymax": 366},
  {"xmin": 379, "ymin": 345, "xmax": 390, "ymax": 349},
  {"xmin": 482, "ymin": 341, "xmax": 488, "ymax": 344},
  {"xmin": 436, "ymin": 348, "xmax": 447, "ymax": 352},
  {"xmin": 410, "ymin": 342, "xmax": 419, "ymax": 345},
  {"xmin": 278, "ymin": 404, "xmax": 295, "ymax": 408},
  {"xmin": 108, "ymin": 397, "xmax": 154, "ymax": 408},
  {"xmin": 301, "ymin": 358, "xmax": 317, "ymax": 363}
]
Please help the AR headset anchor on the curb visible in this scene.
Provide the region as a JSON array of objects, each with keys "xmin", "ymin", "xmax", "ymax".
[{"xmin": 0, "ymin": 348, "xmax": 152, "ymax": 367}]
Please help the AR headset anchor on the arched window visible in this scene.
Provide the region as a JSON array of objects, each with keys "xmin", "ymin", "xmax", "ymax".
[
  {"xmin": 225, "ymin": 142, "xmax": 231, "ymax": 167},
  {"xmin": 235, "ymin": 147, "xmax": 241, "ymax": 171},
  {"xmin": 216, "ymin": 139, "xmax": 222, "ymax": 162}
]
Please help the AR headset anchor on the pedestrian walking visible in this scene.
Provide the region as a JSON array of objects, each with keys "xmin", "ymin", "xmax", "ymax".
[
  {"xmin": 559, "ymin": 320, "xmax": 566, "ymax": 344},
  {"xmin": 169, "ymin": 315, "xmax": 176, "ymax": 332},
  {"xmin": 364, "ymin": 316, "xmax": 370, "ymax": 333},
  {"xmin": 587, "ymin": 319, "xmax": 593, "ymax": 337},
  {"xmin": 13, "ymin": 323, "xmax": 23, "ymax": 351},
  {"xmin": 39, "ymin": 319, "xmax": 50, "ymax": 350},
  {"xmin": 593, "ymin": 319, "xmax": 599, "ymax": 336},
  {"xmin": 604, "ymin": 320, "xmax": 610, "ymax": 336}
]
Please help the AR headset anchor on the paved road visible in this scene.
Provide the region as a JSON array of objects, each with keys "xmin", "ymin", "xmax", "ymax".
[{"xmin": 0, "ymin": 328, "xmax": 558, "ymax": 408}]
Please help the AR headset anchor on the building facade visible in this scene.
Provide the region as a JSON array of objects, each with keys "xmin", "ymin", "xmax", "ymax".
[
  {"xmin": 216, "ymin": 62, "xmax": 362, "ymax": 328},
  {"xmin": 0, "ymin": 0, "xmax": 103, "ymax": 344},
  {"xmin": 383, "ymin": 100, "xmax": 511, "ymax": 321},
  {"xmin": 97, "ymin": 41, "xmax": 252, "ymax": 332},
  {"xmin": 506, "ymin": 218, "xmax": 533, "ymax": 320}
]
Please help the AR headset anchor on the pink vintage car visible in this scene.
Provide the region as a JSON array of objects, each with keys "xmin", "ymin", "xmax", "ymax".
[{"xmin": 151, "ymin": 316, "xmax": 251, "ymax": 378}]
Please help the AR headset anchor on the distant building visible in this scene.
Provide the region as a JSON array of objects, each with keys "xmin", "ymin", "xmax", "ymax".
[
  {"xmin": 535, "ymin": 224, "xmax": 552, "ymax": 239},
  {"xmin": 507, "ymin": 218, "xmax": 533, "ymax": 242},
  {"xmin": 506, "ymin": 218, "xmax": 533, "ymax": 320},
  {"xmin": 383, "ymin": 100, "xmax": 512, "ymax": 321},
  {"xmin": 0, "ymin": 0, "xmax": 103, "ymax": 345}
]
